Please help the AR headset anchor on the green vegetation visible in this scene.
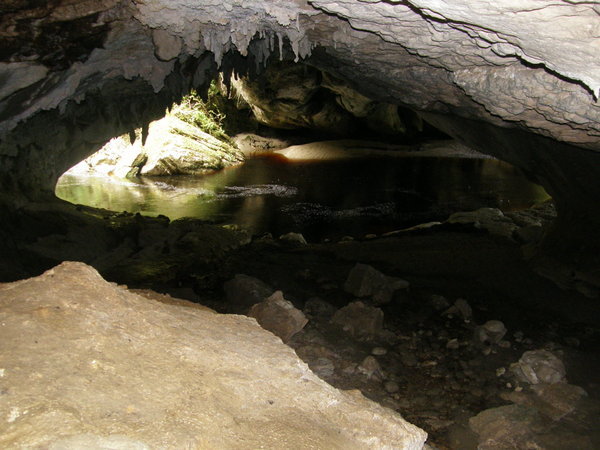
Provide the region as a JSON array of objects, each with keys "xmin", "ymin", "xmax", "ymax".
[{"xmin": 172, "ymin": 82, "xmax": 233, "ymax": 144}]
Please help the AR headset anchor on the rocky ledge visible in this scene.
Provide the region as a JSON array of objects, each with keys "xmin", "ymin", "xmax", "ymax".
[{"xmin": 0, "ymin": 261, "xmax": 426, "ymax": 449}]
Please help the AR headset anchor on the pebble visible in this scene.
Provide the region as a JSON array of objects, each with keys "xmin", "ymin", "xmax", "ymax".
[
  {"xmin": 399, "ymin": 352, "xmax": 418, "ymax": 367},
  {"xmin": 278, "ymin": 232, "xmax": 307, "ymax": 245},
  {"xmin": 357, "ymin": 356, "xmax": 381, "ymax": 379},
  {"xmin": 430, "ymin": 294, "xmax": 450, "ymax": 311},
  {"xmin": 498, "ymin": 340, "xmax": 511, "ymax": 349},
  {"xmin": 444, "ymin": 298, "xmax": 472, "ymax": 322},
  {"xmin": 384, "ymin": 381, "xmax": 400, "ymax": 394},
  {"xmin": 496, "ymin": 367, "xmax": 506, "ymax": 377},
  {"xmin": 514, "ymin": 331, "xmax": 524, "ymax": 342},
  {"xmin": 310, "ymin": 357, "xmax": 335, "ymax": 378},
  {"xmin": 446, "ymin": 338, "xmax": 460, "ymax": 350},
  {"xmin": 372, "ymin": 347, "xmax": 388, "ymax": 356},
  {"xmin": 475, "ymin": 320, "xmax": 507, "ymax": 344}
]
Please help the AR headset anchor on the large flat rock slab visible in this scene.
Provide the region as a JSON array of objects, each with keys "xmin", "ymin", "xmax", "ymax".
[{"xmin": 0, "ymin": 262, "xmax": 426, "ymax": 449}]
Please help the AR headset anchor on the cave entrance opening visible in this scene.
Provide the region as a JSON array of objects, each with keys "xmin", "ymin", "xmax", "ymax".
[{"xmin": 54, "ymin": 61, "xmax": 550, "ymax": 242}]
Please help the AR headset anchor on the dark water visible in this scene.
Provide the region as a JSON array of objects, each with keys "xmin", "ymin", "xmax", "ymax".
[{"xmin": 56, "ymin": 155, "xmax": 550, "ymax": 240}]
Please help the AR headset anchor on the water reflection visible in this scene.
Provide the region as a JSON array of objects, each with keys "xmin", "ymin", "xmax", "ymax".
[{"xmin": 56, "ymin": 155, "xmax": 550, "ymax": 239}]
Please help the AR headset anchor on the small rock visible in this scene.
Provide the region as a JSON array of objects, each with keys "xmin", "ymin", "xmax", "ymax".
[
  {"xmin": 248, "ymin": 291, "xmax": 308, "ymax": 343},
  {"xmin": 384, "ymin": 381, "xmax": 400, "ymax": 394},
  {"xmin": 279, "ymin": 232, "xmax": 307, "ymax": 245},
  {"xmin": 343, "ymin": 263, "xmax": 409, "ymax": 305},
  {"xmin": 531, "ymin": 383, "xmax": 588, "ymax": 420},
  {"xmin": 446, "ymin": 338, "xmax": 460, "ymax": 350},
  {"xmin": 303, "ymin": 297, "xmax": 337, "ymax": 319},
  {"xmin": 430, "ymin": 294, "xmax": 450, "ymax": 311},
  {"xmin": 496, "ymin": 367, "xmax": 506, "ymax": 377},
  {"xmin": 399, "ymin": 351, "xmax": 418, "ymax": 368},
  {"xmin": 469, "ymin": 404, "xmax": 541, "ymax": 449},
  {"xmin": 475, "ymin": 320, "xmax": 507, "ymax": 345},
  {"xmin": 339, "ymin": 235, "xmax": 355, "ymax": 242},
  {"xmin": 510, "ymin": 349, "xmax": 567, "ymax": 385},
  {"xmin": 223, "ymin": 274, "xmax": 274, "ymax": 313},
  {"xmin": 498, "ymin": 340, "xmax": 511, "ymax": 349},
  {"xmin": 357, "ymin": 355, "xmax": 382, "ymax": 379},
  {"xmin": 448, "ymin": 208, "xmax": 518, "ymax": 240},
  {"xmin": 377, "ymin": 329, "xmax": 400, "ymax": 346},
  {"xmin": 444, "ymin": 298, "xmax": 472, "ymax": 322},
  {"xmin": 331, "ymin": 301, "xmax": 384, "ymax": 341},
  {"xmin": 514, "ymin": 331, "xmax": 524, "ymax": 343},
  {"xmin": 364, "ymin": 234, "xmax": 377, "ymax": 240},
  {"xmin": 341, "ymin": 362, "xmax": 357, "ymax": 375},
  {"xmin": 372, "ymin": 347, "xmax": 388, "ymax": 356},
  {"xmin": 309, "ymin": 357, "xmax": 335, "ymax": 378}
]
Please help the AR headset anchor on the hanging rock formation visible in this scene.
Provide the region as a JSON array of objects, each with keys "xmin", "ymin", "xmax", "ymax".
[{"xmin": 0, "ymin": 0, "xmax": 599, "ymax": 285}]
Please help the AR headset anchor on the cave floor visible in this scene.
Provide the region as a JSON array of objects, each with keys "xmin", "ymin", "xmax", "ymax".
[
  {"xmin": 216, "ymin": 230, "xmax": 600, "ymax": 449},
  {"xmin": 1, "ymin": 202, "xmax": 598, "ymax": 449}
]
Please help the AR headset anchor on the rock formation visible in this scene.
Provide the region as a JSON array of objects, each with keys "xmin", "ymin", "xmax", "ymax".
[
  {"xmin": 0, "ymin": 2, "xmax": 598, "ymax": 283},
  {"xmin": 0, "ymin": 261, "xmax": 427, "ymax": 448}
]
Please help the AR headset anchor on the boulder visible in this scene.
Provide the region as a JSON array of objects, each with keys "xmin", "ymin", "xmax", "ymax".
[
  {"xmin": 344, "ymin": 263, "xmax": 409, "ymax": 305},
  {"xmin": 223, "ymin": 274, "xmax": 274, "ymax": 313},
  {"xmin": 67, "ymin": 115, "xmax": 244, "ymax": 178},
  {"xmin": 443, "ymin": 298, "xmax": 473, "ymax": 322},
  {"xmin": 0, "ymin": 262, "xmax": 427, "ymax": 449},
  {"xmin": 469, "ymin": 404, "xmax": 543, "ymax": 449},
  {"xmin": 531, "ymin": 383, "xmax": 588, "ymax": 421},
  {"xmin": 475, "ymin": 320, "xmax": 507, "ymax": 345},
  {"xmin": 303, "ymin": 297, "xmax": 337, "ymax": 319},
  {"xmin": 504, "ymin": 383, "xmax": 588, "ymax": 421},
  {"xmin": 278, "ymin": 232, "xmax": 307, "ymax": 245},
  {"xmin": 510, "ymin": 349, "xmax": 567, "ymax": 385},
  {"xmin": 248, "ymin": 290, "xmax": 308, "ymax": 343},
  {"xmin": 331, "ymin": 301, "xmax": 384, "ymax": 341},
  {"xmin": 447, "ymin": 208, "xmax": 519, "ymax": 240}
]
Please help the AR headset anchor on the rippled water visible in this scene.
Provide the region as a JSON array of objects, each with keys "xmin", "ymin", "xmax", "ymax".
[{"xmin": 56, "ymin": 154, "xmax": 550, "ymax": 239}]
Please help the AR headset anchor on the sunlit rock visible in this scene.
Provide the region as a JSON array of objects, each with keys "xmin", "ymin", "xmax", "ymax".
[
  {"xmin": 248, "ymin": 290, "xmax": 308, "ymax": 343},
  {"xmin": 0, "ymin": 262, "xmax": 427, "ymax": 448},
  {"xmin": 68, "ymin": 115, "xmax": 243, "ymax": 177}
]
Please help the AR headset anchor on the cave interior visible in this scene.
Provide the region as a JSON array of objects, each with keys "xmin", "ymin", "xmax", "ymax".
[{"xmin": 0, "ymin": 1, "xmax": 599, "ymax": 448}]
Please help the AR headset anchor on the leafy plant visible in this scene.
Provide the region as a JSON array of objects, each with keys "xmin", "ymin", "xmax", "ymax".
[{"xmin": 171, "ymin": 83, "xmax": 233, "ymax": 144}]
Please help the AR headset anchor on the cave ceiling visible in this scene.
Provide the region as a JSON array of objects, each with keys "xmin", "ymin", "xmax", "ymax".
[
  {"xmin": 0, "ymin": 0, "xmax": 599, "ymax": 290},
  {"xmin": 0, "ymin": 1, "xmax": 598, "ymax": 215}
]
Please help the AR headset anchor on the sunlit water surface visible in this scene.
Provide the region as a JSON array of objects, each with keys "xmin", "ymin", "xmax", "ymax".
[{"xmin": 56, "ymin": 154, "xmax": 550, "ymax": 240}]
